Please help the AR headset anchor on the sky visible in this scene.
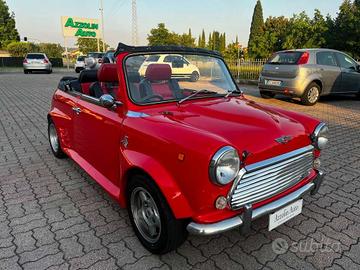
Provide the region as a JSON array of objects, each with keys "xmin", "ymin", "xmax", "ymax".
[{"xmin": 6, "ymin": 0, "xmax": 345, "ymax": 49}]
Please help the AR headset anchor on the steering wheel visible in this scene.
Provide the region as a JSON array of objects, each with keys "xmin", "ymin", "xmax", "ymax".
[{"xmin": 142, "ymin": 94, "xmax": 164, "ymax": 102}]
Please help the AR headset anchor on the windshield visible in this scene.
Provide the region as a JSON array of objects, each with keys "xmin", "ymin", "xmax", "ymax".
[
  {"xmin": 77, "ymin": 56, "xmax": 85, "ymax": 61},
  {"xmin": 125, "ymin": 53, "xmax": 237, "ymax": 104},
  {"xmin": 88, "ymin": 53, "xmax": 104, "ymax": 58},
  {"xmin": 26, "ymin": 54, "xmax": 45, "ymax": 59},
  {"xmin": 268, "ymin": 51, "xmax": 303, "ymax": 65}
]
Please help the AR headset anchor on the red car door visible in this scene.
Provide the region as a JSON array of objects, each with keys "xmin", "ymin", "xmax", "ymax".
[{"xmin": 72, "ymin": 95, "xmax": 123, "ymax": 193}]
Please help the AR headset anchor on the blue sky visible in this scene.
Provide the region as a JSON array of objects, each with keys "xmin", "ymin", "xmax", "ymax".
[{"xmin": 6, "ymin": 0, "xmax": 344, "ymax": 48}]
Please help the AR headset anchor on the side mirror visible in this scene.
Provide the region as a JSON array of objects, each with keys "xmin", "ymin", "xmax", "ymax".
[{"xmin": 99, "ymin": 94, "xmax": 116, "ymax": 108}]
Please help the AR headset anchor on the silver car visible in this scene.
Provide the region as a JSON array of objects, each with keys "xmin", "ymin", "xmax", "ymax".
[
  {"xmin": 23, "ymin": 53, "xmax": 52, "ymax": 74},
  {"xmin": 259, "ymin": 49, "xmax": 360, "ymax": 105},
  {"xmin": 75, "ymin": 55, "xmax": 85, "ymax": 73}
]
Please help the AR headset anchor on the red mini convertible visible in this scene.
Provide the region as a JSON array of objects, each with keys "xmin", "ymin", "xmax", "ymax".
[{"xmin": 48, "ymin": 43, "xmax": 328, "ymax": 254}]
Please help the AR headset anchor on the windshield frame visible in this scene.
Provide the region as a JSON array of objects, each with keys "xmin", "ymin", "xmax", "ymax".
[{"xmin": 123, "ymin": 51, "xmax": 239, "ymax": 106}]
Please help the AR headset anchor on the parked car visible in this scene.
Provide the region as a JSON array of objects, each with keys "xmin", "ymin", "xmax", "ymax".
[
  {"xmin": 23, "ymin": 53, "xmax": 52, "ymax": 74},
  {"xmin": 48, "ymin": 43, "xmax": 327, "ymax": 254},
  {"xmin": 139, "ymin": 54, "xmax": 200, "ymax": 81},
  {"xmin": 84, "ymin": 52, "xmax": 104, "ymax": 69},
  {"xmin": 102, "ymin": 50, "xmax": 116, "ymax": 63},
  {"xmin": 258, "ymin": 49, "xmax": 360, "ymax": 105},
  {"xmin": 74, "ymin": 55, "xmax": 86, "ymax": 73}
]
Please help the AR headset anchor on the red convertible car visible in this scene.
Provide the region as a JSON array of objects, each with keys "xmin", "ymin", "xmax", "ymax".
[{"xmin": 48, "ymin": 43, "xmax": 328, "ymax": 254}]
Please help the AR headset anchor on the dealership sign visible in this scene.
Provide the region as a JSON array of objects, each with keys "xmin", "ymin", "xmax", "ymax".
[{"xmin": 61, "ymin": 16, "xmax": 100, "ymax": 38}]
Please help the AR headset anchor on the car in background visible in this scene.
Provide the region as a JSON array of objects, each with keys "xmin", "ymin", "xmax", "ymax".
[
  {"xmin": 84, "ymin": 52, "xmax": 104, "ymax": 69},
  {"xmin": 102, "ymin": 50, "xmax": 116, "ymax": 63},
  {"xmin": 23, "ymin": 53, "xmax": 52, "ymax": 74},
  {"xmin": 139, "ymin": 54, "xmax": 200, "ymax": 81},
  {"xmin": 74, "ymin": 56, "xmax": 86, "ymax": 73},
  {"xmin": 258, "ymin": 49, "xmax": 360, "ymax": 105}
]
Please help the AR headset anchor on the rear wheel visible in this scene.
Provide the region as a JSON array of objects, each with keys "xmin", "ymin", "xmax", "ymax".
[
  {"xmin": 24, "ymin": 70, "xmax": 28, "ymax": 74},
  {"xmin": 301, "ymin": 82, "xmax": 320, "ymax": 106},
  {"xmin": 260, "ymin": 90, "xmax": 275, "ymax": 99},
  {"xmin": 48, "ymin": 120, "xmax": 66, "ymax": 158},
  {"xmin": 190, "ymin": 71, "xmax": 200, "ymax": 82},
  {"xmin": 127, "ymin": 174, "xmax": 188, "ymax": 254}
]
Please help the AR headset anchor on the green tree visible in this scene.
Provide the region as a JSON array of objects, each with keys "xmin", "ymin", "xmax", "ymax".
[
  {"xmin": 38, "ymin": 43, "xmax": 63, "ymax": 58},
  {"xmin": 76, "ymin": 38, "xmax": 109, "ymax": 54},
  {"xmin": 0, "ymin": 0, "xmax": 20, "ymax": 48},
  {"xmin": 178, "ymin": 32, "xmax": 195, "ymax": 47},
  {"xmin": 7, "ymin": 41, "xmax": 38, "ymax": 57},
  {"xmin": 248, "ymin": 0, "xmax": 264, "ymax": 58},
  {"xmin": 207, "ymin": 32, "xmax": 213, "ymax": 50},
  {"xmin": 283, "ymin": 12, "xmax": 313, "ymax": 49},
  {"xmin": 147, "ymin": 23, "xmax": 179, "ymax": 46},
  {"xmin": 200, "ymin": 29, "xmax": 206, "ymax": 48},
  {"xmin": 263, "ymin": 16, "xmax": 290, "ymax": 53}
]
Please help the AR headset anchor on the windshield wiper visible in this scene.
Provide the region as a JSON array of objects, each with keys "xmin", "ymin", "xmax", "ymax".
[
  {"xmin": 177, "ymin": 89, "xmax": 219, "ymax": 104},
  {"xmin": 224, "ymin": 89, "xmax": 243, "ymax": 98}
]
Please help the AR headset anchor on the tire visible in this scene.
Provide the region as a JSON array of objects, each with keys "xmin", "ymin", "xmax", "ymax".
[
  {"xmin": 48, "ymin": 120, "xmax": 67, "ymax": 159},
  {"xmin": 190, "ymin": 71, "xmax": 200, "ymax": 82},
  {"xmin": 47, "ymin": 69, "xmax": 52, "ymax": 74},
  {"xmin": 75, "ymin": 68, "xmax": 80, "ymax": 73},
  {"xmin": 24, "ymin": 70, "xmax": 28, "ymax": 74},
  {"xmin": 301, "ymin": 82, "xmax": 321, "ymax": 106},
  {"xmin": 260, "ymin": 90, "xmax": 275, "ymax": 99},
  {"xmin": 127, "ymin": 174, "xmax": 188, "ymax": 254}
]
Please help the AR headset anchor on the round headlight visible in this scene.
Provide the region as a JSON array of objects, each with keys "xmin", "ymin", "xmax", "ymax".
[
  {"xmin": 312, "ymin": 123, "xmax": 329, "ymax": 150},
  {"xmin": 209, "ymin": 146, "xmax": 240, "ymax": 185}
]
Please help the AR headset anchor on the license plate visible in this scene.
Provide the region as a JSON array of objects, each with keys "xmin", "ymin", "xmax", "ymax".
[
  {"xmin": 268, "ymin": 199, "xmax": 303, "ymax": 231},
  {"xmin": 265, "ymin": 80, "xmax": 282, "ymax": 86}
]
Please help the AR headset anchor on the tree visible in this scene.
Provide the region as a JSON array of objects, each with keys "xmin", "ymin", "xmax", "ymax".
[
  {"xmin": 38, "ymin": 43, "xmax": 63, "ymax": 58},
  {"xmin": 7, "ymin": 41, "xmax": 38, "ymax": 57},
  {"xmin": 200, "ymin": 29, "xmax": 206, "ymax": 48},
  {"xmin": 178, "ymin": 33, "xmax": 195, "ymax": 47},
  {"xmin": 283, "ymin": 12, "xmax": 314, "ymax": 49},
  {"xmin": 248, "ymin": 0, "xmax": 264, "ymax": 58},
  {"xmin": 0, "ymin": 0, "xmax": 20, "ymax": 48},
  {"xmin": 207, "ymin": 32, "xmax": 213, "ymax": 50},
  {"xmin": 76, "ymin": 38, "xmax": 109, "ymax": 54},
  {"xmin": 147, "ymin": 23, "xmax": 179, "ymax": 46}
]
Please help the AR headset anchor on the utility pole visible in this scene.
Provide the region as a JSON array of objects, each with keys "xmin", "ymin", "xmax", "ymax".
[
  {"xmin": 100, "ymin": 0, "xmax": 105, "ymax": 52},
  {"xmin": 132, "ymin": 0, "xmax": 138, "ymax": 45}
]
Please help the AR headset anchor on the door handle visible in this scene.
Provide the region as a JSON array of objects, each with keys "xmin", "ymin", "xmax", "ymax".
[{"xmin": 72, "ymin": 107, "xmax": 82, "ymax": 114}]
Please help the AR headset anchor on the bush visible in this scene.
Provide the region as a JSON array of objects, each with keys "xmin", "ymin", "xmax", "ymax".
[{"xmin": 6, "ymin": 41, "xmax": 39, "ymax": 57}]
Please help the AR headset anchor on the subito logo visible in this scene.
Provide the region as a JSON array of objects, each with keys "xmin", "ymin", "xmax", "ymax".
[{"xmin": 272, "ymin": 238, "xmax": 289, "ymax": 254}]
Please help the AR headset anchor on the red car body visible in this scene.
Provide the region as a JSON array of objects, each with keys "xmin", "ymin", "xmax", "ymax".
[{"xmin": 48, "ymin": 44, "xmax": 326, "ymax": 253}]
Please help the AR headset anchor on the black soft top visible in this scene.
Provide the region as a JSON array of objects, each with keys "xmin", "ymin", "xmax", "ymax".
[{"xmin": 114, "ymin": 43, "xmax": 222, "ymax": 57}]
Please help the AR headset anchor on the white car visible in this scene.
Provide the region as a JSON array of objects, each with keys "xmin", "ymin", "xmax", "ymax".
[
  {"xmin": 74, "ymin": 56, "xmax": 85, "ymax": 73},
  {"xmin": 139, "ymin": 54, "xmax": 200, "ymax": 81}
]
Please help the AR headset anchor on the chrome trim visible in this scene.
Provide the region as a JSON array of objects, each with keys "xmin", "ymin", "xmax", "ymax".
[
  {"xmin": 187, "ymin": 215, "xmax": 243, "ymax": 236},
  {"xmin": 187, "ymin": 178, "xmax": 320, "ymax": 236},
  {"xmin": 228, "ymin": 145, "xmax": 314, "ymax": 209},
  {"xmin": 311, "ymin": 122, "xmax": 328, "ymax": 150},
  {"xmin": 126, "ymin": 110, "xmax": 150, "ymax": 118},
  {"xmin": 209, "ymin": 146, "xmax": 240, "ymax": 186}
]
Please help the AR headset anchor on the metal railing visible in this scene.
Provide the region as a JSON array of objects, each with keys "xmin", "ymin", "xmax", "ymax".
[{"xmin": 226, "ymin": 59, "xmax": 267, "ymax": 81}]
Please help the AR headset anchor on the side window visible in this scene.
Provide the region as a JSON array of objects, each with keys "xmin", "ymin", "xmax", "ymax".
[
  {"xmin": 337, "ymin": 53, "xmax": 357, "ymax": 69},
  {"xmin": 316, "ymin": 52, "xmax": 337, "ymax": 67},
  {"xmin": 163, "ymin": 56, "xmax": 173, "ymax": 63}
]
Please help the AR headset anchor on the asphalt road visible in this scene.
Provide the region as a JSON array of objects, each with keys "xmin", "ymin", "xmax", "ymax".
[{"xmin": 0, "ymin": 71, "xmax": 359, "ymax": 270}]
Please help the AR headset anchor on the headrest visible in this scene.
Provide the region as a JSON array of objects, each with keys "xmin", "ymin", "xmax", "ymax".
[
  {"xmin": 98, "ymin": 63, "xmax": 118, "ymax": 82},
  {"xmin": 128, "ymin": 71, "xmax": 141, "ymax": 83},
  {"xmin": 145, "ymin": 64, "xmax": 171, "ymax": 81},
  {"xmin": 79, "ymin": 69, "xmax": 98, "ymax": 83}
]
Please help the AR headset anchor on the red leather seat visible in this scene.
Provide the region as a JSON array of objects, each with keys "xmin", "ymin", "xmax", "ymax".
[{"xmin": 89, "ymin": 64, "xmax": 119, "ymax": 98}]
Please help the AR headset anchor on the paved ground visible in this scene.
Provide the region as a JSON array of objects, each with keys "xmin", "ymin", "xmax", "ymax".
[{"xmin": 0, "ymin": 72, "xmax": 359, "ymax": 270}]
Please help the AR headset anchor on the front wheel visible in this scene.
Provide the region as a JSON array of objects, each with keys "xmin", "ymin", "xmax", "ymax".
[
  {"xmin": 127, "ymin": 174, "xmax": 188, "ymax": 254},
  {"xmin": 301, "ymin": 82, "xmax": 320, "ymax": 106},
  {"xmin": 190, "ymin": 71, "xmax": 200, "ymax": 82},
  {"xmin": 48, "ymin": 120, "xmax": 66, "ymax": 158}
]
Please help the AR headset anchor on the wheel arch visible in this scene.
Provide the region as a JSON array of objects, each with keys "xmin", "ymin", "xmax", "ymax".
[{"xmin": 120, "ymin": 150, "xmax": 193, "ymax": 219}]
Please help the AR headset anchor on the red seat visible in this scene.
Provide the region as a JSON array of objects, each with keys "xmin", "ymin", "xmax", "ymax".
[
  {"xmin": 140, "ymin": 64, "xmax": 174, "ymax": 99},
  {"xmin": 89, "ymin": 64, "xmax": 119, "ymax": 98}
]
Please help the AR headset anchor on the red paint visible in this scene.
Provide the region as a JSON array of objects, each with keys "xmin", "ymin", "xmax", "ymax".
[{"xmin": 48, "ymin": 50, "xmax": 322, "ymax": 225}]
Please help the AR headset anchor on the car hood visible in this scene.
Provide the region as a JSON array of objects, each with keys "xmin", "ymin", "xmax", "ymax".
[{"xmin": 147, "ymin": 97, "xmax": 313, "ymax": 163}]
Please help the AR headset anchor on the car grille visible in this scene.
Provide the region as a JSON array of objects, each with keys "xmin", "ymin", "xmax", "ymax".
[{"xmin": 228, "ymin": 145, "xmax": 314, "ymax": 210}]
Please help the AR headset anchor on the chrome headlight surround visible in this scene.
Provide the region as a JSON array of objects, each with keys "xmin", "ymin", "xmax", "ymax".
[
  {"xmin": 311, "ymin": 122, "xmax": 329, "ymax": 150},
  {"xmin": 209, "ymin": 146, "xmax": 240, "ymax": 186}
]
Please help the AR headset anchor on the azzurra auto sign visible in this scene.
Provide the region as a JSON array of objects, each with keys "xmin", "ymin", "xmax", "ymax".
[{"xmin": 61, "ymin": 16, "xmax": 100, "ymax": 38}]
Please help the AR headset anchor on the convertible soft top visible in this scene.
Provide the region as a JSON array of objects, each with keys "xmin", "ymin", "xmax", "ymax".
[{"xmin": 114, "ymin": 43, "xmax": 222, "ymax": 57}]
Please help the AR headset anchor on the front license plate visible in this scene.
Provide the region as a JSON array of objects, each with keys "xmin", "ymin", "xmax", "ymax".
[
  {"xmin": 265, "ymin": 80, "xmax": 282, "ymax": 86},
  {"xmin": 268, "ymin": 199, "xmax": 303, "ymax": 231}
]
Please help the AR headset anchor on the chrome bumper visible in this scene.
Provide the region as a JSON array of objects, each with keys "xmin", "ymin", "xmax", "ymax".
[{"xmin": 187, "ymin": 170, "xmax": 324, "ymax": 236}]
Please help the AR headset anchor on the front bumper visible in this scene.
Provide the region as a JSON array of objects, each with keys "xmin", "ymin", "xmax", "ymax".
[{"xmin": 187, "ymin": 170, "xmax": 324, "ymax": 236}]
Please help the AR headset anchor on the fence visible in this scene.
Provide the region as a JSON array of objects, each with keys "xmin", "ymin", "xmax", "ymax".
[
  {"xmin": 0, "ymin": 57, "xmax": 64, "ymax": 68},
  {"xmin": 226, "ymin": 59, "xmax": 267, "ymax": 81}
]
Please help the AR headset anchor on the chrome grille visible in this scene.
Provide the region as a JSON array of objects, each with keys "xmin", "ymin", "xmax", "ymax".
[{"xmin": 228, "ymin": 145, "xmax": 314, "ymax": 210}]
